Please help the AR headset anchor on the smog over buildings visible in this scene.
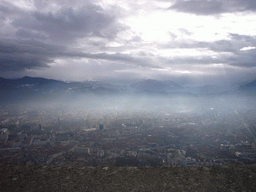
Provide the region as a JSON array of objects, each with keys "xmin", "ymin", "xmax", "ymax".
[{"xmin": 1, "ymin": 0, "xmax": 256, "ymax": 191}]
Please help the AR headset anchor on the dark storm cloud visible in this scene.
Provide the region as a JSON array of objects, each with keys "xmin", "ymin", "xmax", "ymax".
[
  {"xmin": 0, "ymin": 39, "xmax": 63, "ymax": 55},
  {"xmin": 0, "ymin": 38, "xmax": 157, "ymax": 72},
  {"xmin": 0, "ymin": 53, "xmax": 51, "ymax": 71},
  {"xmin": 0, "ymin": 39, "xmax": 63, "ymax": 71},
  {"xmin": 12, "ymin": 4, "xmax": 120, "ymax": 42},
  {"xmin": 0, "ymin": 1, "xmax": 23, "ymax": 15},
  {"xmin": 0, "ymin": 1, "xmax": 129, "ymax": 72},
  {"xmin": 16, "ymin": 29, "xmax": 48, "ymax": 40},
  {"xmin": 170, "ymin": 0, "xmax": 256, "ymax": 15}
]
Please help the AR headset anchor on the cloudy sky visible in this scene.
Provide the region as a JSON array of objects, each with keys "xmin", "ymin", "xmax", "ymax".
[{"xmin": 1, "ymin": 0, "xmax": 256, "ymax": 86}]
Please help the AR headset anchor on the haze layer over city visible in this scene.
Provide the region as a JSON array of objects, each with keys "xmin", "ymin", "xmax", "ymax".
[{"xmin": 1, "ymin": 0, "xmax": 256, "ymax": 169}]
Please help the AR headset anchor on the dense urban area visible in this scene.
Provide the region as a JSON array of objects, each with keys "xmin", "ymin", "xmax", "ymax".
[{"xmin": 1, "ymin": 102, "xmax": 256, "ymax": 167}]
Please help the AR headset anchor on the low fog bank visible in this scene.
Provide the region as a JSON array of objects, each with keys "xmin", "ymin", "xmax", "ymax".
[
  {"xmin": 2, "ymin": 76, "xmax": 256, "ymax": 116},
  {"xmin": 3, "ymin": 91, "xmax": 256, "ymax": 119}
]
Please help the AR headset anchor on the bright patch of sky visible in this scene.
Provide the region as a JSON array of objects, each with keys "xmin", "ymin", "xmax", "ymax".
[{"xmin": 240, "ymin": 46, "xmax": 256, "ymax": 51}]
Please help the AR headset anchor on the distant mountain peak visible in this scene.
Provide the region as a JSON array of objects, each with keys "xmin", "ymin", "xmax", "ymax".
[
  {"xmin": 130, "ymin": 79, "xmax": 167, "ymax": 92},
  {"xmin": 129, "ymin": 79, "xmax": 183, "ymax": 92},
  {"xmin": 241, "ymin": 79, "xmax": 256, "ymax": 88},
  {"xmin": 21, "ymin": 76, "xmax": 32, "ymax": 79}
]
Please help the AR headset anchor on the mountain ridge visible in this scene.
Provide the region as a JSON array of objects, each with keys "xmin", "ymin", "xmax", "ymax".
[{"xmin": 1, "ymin": 76, "xmax": 255, "ymax": 103}]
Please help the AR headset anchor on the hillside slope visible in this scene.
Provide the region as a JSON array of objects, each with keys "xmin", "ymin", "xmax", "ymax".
[{"xmin": 1, "ymin": 164, "xmax": 255, "ymax": 191}]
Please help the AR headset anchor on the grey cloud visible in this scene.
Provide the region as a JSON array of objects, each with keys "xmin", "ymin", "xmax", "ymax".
[
  {"xmin": 229, "ymin": 33, "xmax": 255, "ymax": 42},
  {"xmin": 170, "ymin": 0, "xmax": 256, "ymax": 15},
  {"xmin": 160, "ymin": 40, "xmax": 208, "ymax": 49},
  {"xmin": 0, "ymin": 1, "xmax": 21, "ymax": 15},
  {"xmin": 209, "ymin": 34, "xmax": 256, "ymax": 53},
  {"xmin": 0, "ymin": 4, "xmax": 10, "ymax": 14},
  {"xmin": 162, "ymin": 33, "xmax": 256, "ymax": 53},
  {"xmin": 179, "ymin": 28, "xmax": 192, "ymax": 36},
  {"xmin": 63, "ymin": 52, "xmax": 160, "ymax": 68},
  {"xmin": 13, "ymin": 5, "xmax": 119, "ymax": 42},
  {"xmin": 164, "ymin": 56, "xmax": 223, "ymax": 65},
  {"xmin": 0, "ymin": 1, "xmax": 130, "ymax": 72},
  {"xmin": 0, "ymin": 39, "xmax": 64, "ymax": 55},
  {"xmin": 0, "ymin": 38, "xmax": 158, "ymax": 72},
  {"xmin": 228, "ymin": 50, "xmax": 256, "ymax": 68},
  {"xmin": 0, "ymin": 39, "xmax": 64, "ymax": 71},
  {"xmin": 160, "ymin": 33, "xmax": 256, "ymax": 67},
  {"xmin": 170, "ymin": 0, "xmax": 223, "ymax": 15},
  {"xmin": 131, "ymin": 36, "xmax": 143, "ymax": 42},
  {"xmin": 16, "ymin": 29, "xmax": 48, "ymax": 40},
  {"xmin": 0, "ymin": 0, "xmax": 125, "ymax": 43},
  {"xmin": 33, "ymin": 0, "xmax": 102, "ymax": 11},
  {"xmin": 0, "ymin": 52, "xmax": 51, "ymax": 71},
  {"xmin": 209, "ymin": 40, "xmax": 240, "ymax": 53},
  {"xmin": 220, "ymin": 34, "xmax": 256, "ymax": 67}
]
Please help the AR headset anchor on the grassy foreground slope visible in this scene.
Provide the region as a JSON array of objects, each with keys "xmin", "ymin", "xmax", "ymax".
[{"xmin": 1, "ymin": 164, "xmax": 256, "ymax": 191}]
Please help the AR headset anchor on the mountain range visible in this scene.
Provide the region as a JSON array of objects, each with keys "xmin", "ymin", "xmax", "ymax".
[{"xmin": 0, "ymin": 76, "xmax": 256, "ymax": 103}]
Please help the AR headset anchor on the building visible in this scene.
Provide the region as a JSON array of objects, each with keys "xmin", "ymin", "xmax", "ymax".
[
  {"xmin": 74, "ymin": 147, "xmax": 91, "ymax": 154},
  {"xmin": 0, "ymin": 128, "xmax": 9, "ymax": 144},
  {"xmin": 99, "ymin": 124, "xmax": 104, "ymax": 131},
  {"xmin": 55, "ymin": 132, "xmax": 70, "ymax": 141}
]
